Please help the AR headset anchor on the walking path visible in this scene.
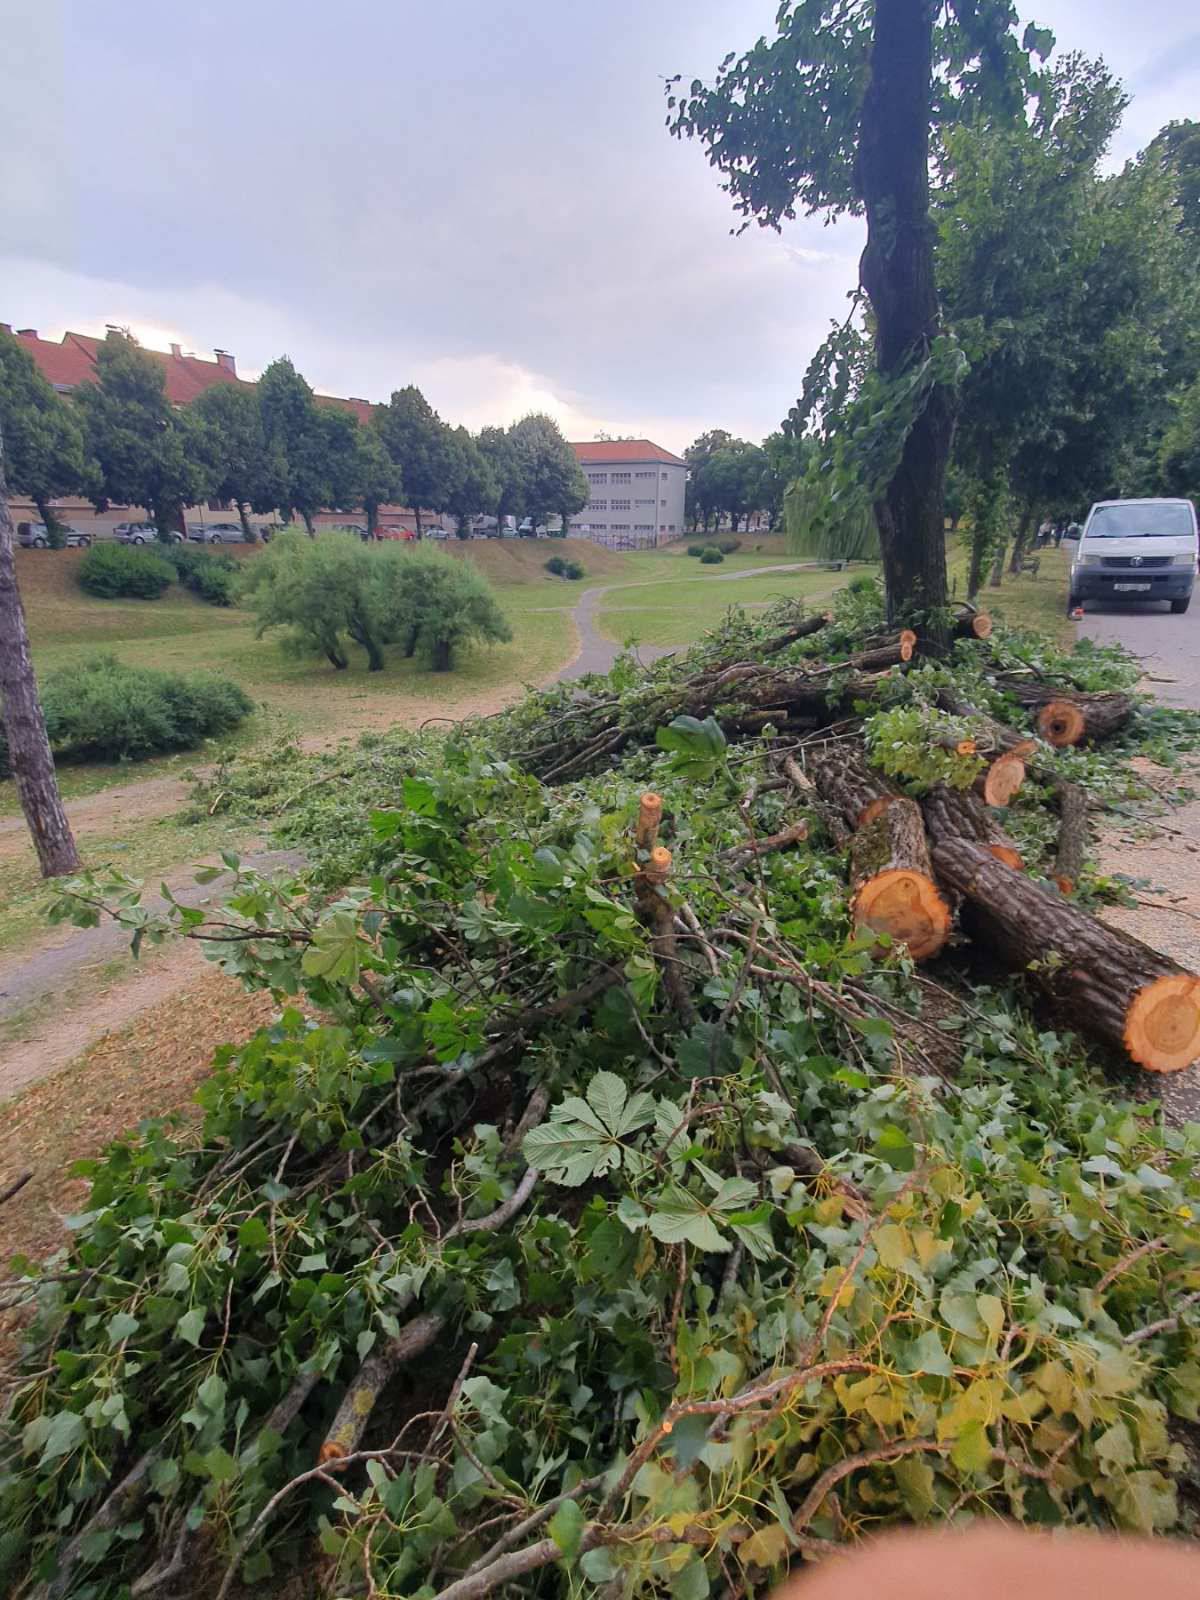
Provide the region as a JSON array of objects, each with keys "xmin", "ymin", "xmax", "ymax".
[{"xmin": 555, "ymin": 562, "xmax": 836, "ymax": 682}]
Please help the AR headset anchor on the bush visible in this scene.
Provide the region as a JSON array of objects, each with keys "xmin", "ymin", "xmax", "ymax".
[
  {"xmin": 687, "ymin": 543, "xmax": 705, "ymax": 557},
  {"xmin": 77, "ymin": 542, "xmax": 174, "ymax": 599},
  {"xmin": 563, "ymin": 559, "xmax": 585, "ymax": 580},
  {"xmin": 699, "ymin": 547, "xmax": 724, "ymax": 564},
  {"xmin": 718, "ymin": 537, "xmax": 741, "ymax": 553},
  {"xmin": 544, "ymin": 555, "xmax": 567, "ymax": 576},
  {"xmin": 0, "ymin": 655, "xmax": 252, "ymax": 774},
  {"xmin": 162, "ymin": 544, "xmax": 239, "ymax": 607}
]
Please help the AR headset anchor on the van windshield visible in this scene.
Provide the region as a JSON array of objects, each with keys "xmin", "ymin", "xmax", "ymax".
[{"xmin": 1087, "ymin": 503, "xmax": 1193, "ymax": 538}]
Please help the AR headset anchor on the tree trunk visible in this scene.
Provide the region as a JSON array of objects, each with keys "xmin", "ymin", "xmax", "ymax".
[
  {"xmin": 431, "ymin": 637, "xmax": 452, "ymax": 671},
  {"xmin": 988, "ymin": 539, "xmax": 1007, "ymax": 589},
  {"xmin": 998, "ymin": 682, "xmax": 1134, "ymax": 748},
  {"xmin": 1008, "ymin": 507, "xmax": 1034, "ymax": 575},
  {"xmin": 932, "ymin": 838, "xmax": 1200, "ymax": 1073},
  {"xmin": 404, "ymin": 625, "xmax": 420, "ymax": 659},
  {"xmin": 414, "ymin": 506, "xmax": 423, "ymax": 540},
  {"xmin": 921, "ymin": 783, "xmax": 1023, "ymax": 871},
  {"xmin": 856, "ymin": 0, "xmax": 953, "ymax": 637},
  {"xmin": 365, "ymin": 502, "xmax": 379, "ymax": 539},
  {"xmin": 0, "ymin": 444, "xmax": 81, "ymax": 878},
  {"xmin": 302, "ymin": 509, "xmax": 316, "ymax": 537},
  {"xmin": 236, "ymin": 500, "xmax": 255, "ymax": 542},
  {"xmin": 34, "ymin": 495, "xmax": 65, "ymax": 548},
  {"xmin": 808, "ymin": 744, "xmax": 903, "ymax": 831},
  {"xmin": 849, "ymin": 797, "xmax": 951, "ymax": 960}
]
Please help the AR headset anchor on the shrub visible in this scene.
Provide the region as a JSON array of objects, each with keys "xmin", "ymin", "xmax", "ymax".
[
  {"xmin": 699, "ymin": 547, "xmax": 724, "ymax": 564},
  {"xmin": 0, "ymin": 655, "xmax": 252, "ymax": 774},
  {"xmin": 718, "ymin": 537, "xmax": 741, "ymax": 553},
  {"xmin": 77, "ymin": 542, "xmax": 174, "ymax": 599},
  {"xmin": 544, "ymin": 555, "xmax": 567, "ymax": 576},
  {"xmin": 393, "ymin": 547, "xmax": 514, "ymax": 670},
  {"xmin": 687, "ymin": 543, "xmax": 705, "ymax": 557},
  {"xmin": 162, "ymin": 544, "xmax": 239, "ymax": 607},
  {"xmin": 563, "ymin": 559, "xmax": 585, "ymax": 580}
]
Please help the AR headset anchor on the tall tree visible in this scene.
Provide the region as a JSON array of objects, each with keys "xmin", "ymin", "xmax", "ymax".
[
  {"xmin": 445, "ymin": 428, "xmax": 500, "ymax": 537},
  {"xmin": 684, "ymin": 429, "xmax": 734, "ymax": 532},
  {"xmin": 0, "ymin": 420, "xmax": 80, "ymax": 877},
  {"xmin": 357, "ymin": 425, "xmax": 402, "ymax": 538},
  {"xmin": 191, "ymin": 382, "xmax": 269, "ymax": 540},
  {"xmin": 75, "ymin": 331, "xmax": 208, "ymax": 540},
  {"xmin": 256, "ymin": 357, "xmax": 327, "ymax": 534},
  {"xmin": 507, "ymin": 414, "xmax": 588, "ymax": 534},
  {"xmin": 376, "ymin": 386, "xmax": 460, "ymax": 537},
  {"xmin": 0, "ymin": 330, "xmax": 94, "ymax": 546},
  {"xmin": 477, "ymin": 425, "xmax": 525, "ymax": 533},
  {"xmin": 669, "ymin": 0, "xmax": 1052, "ymax": 633}
]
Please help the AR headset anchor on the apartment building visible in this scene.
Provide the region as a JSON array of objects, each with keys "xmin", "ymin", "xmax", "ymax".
[{"xmin": 569, "ymin": 440, "xmax": 687, "ymax": 548}]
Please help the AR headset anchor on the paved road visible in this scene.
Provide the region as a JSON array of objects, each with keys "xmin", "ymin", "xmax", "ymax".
[{"xmin": 1075, "ymin": 579, "xmax": 1200, "ymax": 1124}]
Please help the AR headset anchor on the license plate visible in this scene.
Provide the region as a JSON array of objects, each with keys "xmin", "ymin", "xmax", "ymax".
[{"xmin": 1113, "ymin": 582, "xmax": 1150, "ymax": 592}]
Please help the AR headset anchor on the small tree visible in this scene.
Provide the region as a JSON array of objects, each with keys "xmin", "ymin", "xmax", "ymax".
[
  {"xmin": 508, "ymin": 414, "xmax": 588, "ymax": 533},
  {"xmin": 256, "ymin": 357, "xmax": 326, "ymax": 533},
  {"xmin": 75, "ymin": 331, "xmax": 208, "ymax": 540},
  {"xmin": 392, "ymin": 548, "xmax": 513, "ymax": 671},
  {"xmin": 376, "ymin": 387, "xmax": 460, "ymax": 537},
  {"xmin": 239, "ymin": 529, "xmax": 394, "ymax": 671},
  {"xmin": 0, "ymin": 419, "xmax": 80, "ymax": 876},
  {"xmin": 0, "ymin": 330, "xmax": 94, "ymax": 545},
  {"xmin": 445, "ymin": 428, "xmax": 499, "ymax": 538},
  {"xmin": 357, "ymin": 425, "xmax": 402, "ymax": 538},
  {"xmin": 477, "ymin": 425, "xmax": 524, "ymax": 533},
  {"xmin": 191, "ymin": 382, "xmax": 269, "ymax": 540}
]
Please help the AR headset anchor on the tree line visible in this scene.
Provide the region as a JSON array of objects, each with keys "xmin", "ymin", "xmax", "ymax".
[
  {"xmin": 0, "ymin": 328, "xmax": 590, "ymax": 544},
  {"xmin": 671, "ymin": 2, "xmax": 1200, "ymax": 628}
]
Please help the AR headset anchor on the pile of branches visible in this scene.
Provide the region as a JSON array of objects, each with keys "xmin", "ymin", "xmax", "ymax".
[{"xmin": 4, "ymin": 593, "xmax": 1200, "ymax": 1600}]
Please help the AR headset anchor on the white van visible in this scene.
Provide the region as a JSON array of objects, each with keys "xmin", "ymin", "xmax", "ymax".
[{"xmin": 1068, "ymin": 498, "xmax": 1198, "ymax": 615}]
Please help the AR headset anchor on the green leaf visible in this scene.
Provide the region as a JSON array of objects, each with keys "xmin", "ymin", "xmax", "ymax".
[
  {"xmin": 950, "ymin": 1419, "xmax": 991, "ymax": 1472},
  {"xmin": 647, "ymin": 1189, "xmax": 731, "ymax": 1253},
  {"xmin": 548, "ymin": 1496, "xmax": 585, "ymax": 1559},
  {"xmin": 37, "ymin": 1410, "xmax": 85, "ymax": 1464},
  {"xmin": 107, "ymin": 1312, "xmax": 139, "ymax": 1346},
  {"xmin": 177, "ymin": 1308, "xmax": 206, "ymax": 1348},
  {"xmin": 300, "ymin": 912, "xmax": 362, "ymax": 985},
  {"xmin": 907, "ymin": 1329, "xmax": 953, "ymax": 1377},
  {"xmin": 238, "ymin": 1217, "xmax": 269, "ymax": 1251},
  {"xmin": 197, "ymin": 1373, "xmax": 226, "ymax": 1414}
]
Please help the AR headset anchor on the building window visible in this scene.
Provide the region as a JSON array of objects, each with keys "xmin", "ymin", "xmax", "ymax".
[
  {"xmin": 611, "ymin": 497, "xmax": 631, "ymax": 511},
  {"xmin": 587, "ymin": 471, "xmax": 607, "ymax": 485},
  {"xmin": 635, "ymin": 469, "xmax": 656, "ymax": 479},
  {"xmin": 590, "ymin": 522, "xmax": 607, "ymax": 532},
  {"xmin": 634, "ymin": 523, "xmax": 653, "ymax": 532},
  {"xmin": 611, "ymin": 471, "xmax": 631, "ymax": 484},
  {"xmin": 590, "ymin": 498, "xmax": 607, "ymax": 511},
  {"xmin": 668, "ymin": 524, "xmax": 676, "ymax": 533},
  {"xmin": 661, "ymin": 471, "xmax": 669, "ymax": 479},
  {"xmin": 634, "ymin": 497, "xmax": 654, "ymax": 508}
]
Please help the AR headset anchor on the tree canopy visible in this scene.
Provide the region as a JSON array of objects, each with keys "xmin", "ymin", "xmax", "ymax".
[
  {"xmin": 0, "ymin": 329, "xmax": 94, "ymax": 544},
  {"xmin": 507, "ymin": 413, "xmax": 589, "ymax": 533},
  {"xmin": 376, "ymin": 386, "xmax": 461, "ymax": 534},
  {"xmin": 191, "ymin": 382, "xmax": 270, "ymax": 540}
]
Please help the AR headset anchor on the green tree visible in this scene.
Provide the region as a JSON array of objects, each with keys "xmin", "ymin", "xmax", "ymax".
[
  {"xmin": 669, "ymin": 0, "xmax": 1053, "ymax": 632},
  {"xmin": 190, "ymin": 382, "xmax": 268, "ymax": 541},
  {"xmin": 703, "ymin": 440, "xmax": 769, "ymax": 531},
  {"xmin": 239, "ymin": 529, "xmax": 396, "ymax": 671},
  {"xmin": 1160, "ymin": 376, "xmax": 1200, "ymax": 501},
  {"xmin": 256, "ymin": 357, "xmax": 326, "ymax": 534},
  {"xmin": 762, "ymin": 430, "xmax": 810, "ymax": 530},
  {"xmin": 75, "ymin": 331, "xmax": 209, "ymax": 541},
  {"xmin": 0, "ymin": 330, "xmax": 94, "ymax": 546},
  {"xmin": 508, "ymin": 414, "xmax": 588, "ymax": 535},
  {"xmin": 317, "ymin": 407, "xmax": 366, "ymax": 516},
  {"xmin": 684, "ymin": 429, "xmax": 734, "ymax": 532},
  {"xmin": 357, "ymin": 424, "xmax": 402, "ymax": 538},
  {"xmin": 445, "ymin": 428, "xmax": 499, "ymax": 538},
  {"xmin": 477, "ymin": 425, "xmax": 524, "ymax": 533},
  {"xmin": 376, "ymin": 386, "xmax": 460, "ymax": 537},
  {"xmin": 390, "ymin": 546, "xmax": 513, "ymax": 670}
]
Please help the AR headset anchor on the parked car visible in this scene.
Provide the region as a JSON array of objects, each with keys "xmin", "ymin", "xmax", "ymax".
[
  {"xmin": 188, "ymin": 523, "xmax": 242, "ymax": 543},
  {"xmin": 1067, "ymin": 497, "xmax": 1198, "ymax": 615},
  {"xmin": 16, "ymin": 521, "xmax": 92, "ymax": 548},
  {"xmin": 115, "ymin": 521, "xmax": 181, "ymax": 544},
  {"xmin": 375, "ymin": 525, "xmax": 416, "ymax": 541}
]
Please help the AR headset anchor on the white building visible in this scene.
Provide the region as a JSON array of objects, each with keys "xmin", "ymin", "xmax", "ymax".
[{"xmin": 569, "ymin": 440, "xmax": 687, "ymax": 548}]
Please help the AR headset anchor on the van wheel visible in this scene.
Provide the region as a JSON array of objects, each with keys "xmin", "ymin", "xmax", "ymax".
[{"xmin": 1170, "ymin": 596, "xmax": 1191, "ymax": 614}]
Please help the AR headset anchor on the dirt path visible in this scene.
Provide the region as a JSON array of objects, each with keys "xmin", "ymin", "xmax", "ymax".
[
  {"xmin": 0, "ymin": 774, "xmax": 192, "ymax": 862},
  {"xmin": 556, "ymin": 562, "xmax": 835, "ymax": 681}
]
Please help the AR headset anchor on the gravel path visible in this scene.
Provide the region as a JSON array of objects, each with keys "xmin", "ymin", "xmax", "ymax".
[
  {"xmin": 1076, "ymin": 592, "xmax": 1200, "ymax": 1124},
  {"xmin": 555, "ymin": 562, "xmax": 836, "ymax": 682}
]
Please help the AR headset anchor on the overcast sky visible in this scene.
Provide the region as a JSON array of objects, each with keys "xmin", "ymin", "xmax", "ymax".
[{"xmin": 2, "ymin": 1, "xmax": 1198, "ymax": 454}]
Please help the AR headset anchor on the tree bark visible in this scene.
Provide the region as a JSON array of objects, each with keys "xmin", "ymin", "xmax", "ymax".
[
  {"xmin": 849, "ymin": 797, "xmax": 951, "ymax": 960},
  {"xmin": 414, "ymin": 506, "xmax": 424, "ymax": 539},
  {"xmin": 999, "ymin": 682, "xmax": 1134, "ymax": 748},
  {"xmin": 0, "ymin": 439, "xmax": 81, "ymax": 877},
  {"xmin": 34, "ymin": 495, "xmax": 66, "ymax": 547},
  {"xmin": 951, "ymin": 606, "xmax": 993, "ymax": 642},
  {"xmin": 431, "ymin": 638, "xmax": 452, "ymax": 671},
  {"xmin": 1052, "ymin": 780, "xmax": 1088, "ymax": 895},
  {"xmin": 302, "ymin": 509, "xmax": 316, "ymax": 537},
  {"xmin": 856, "ymin": 0, "xmax": 953, "ymax": 637},
  {"xmin": 808, "ymin": 744, "xmax": 903, "ymax": 830},
  {"xmin": 1008, "ymin": 507, "xmax": 1034, "ymax": 575},
  {"xmin": 366, "ymin": 502, "xmax": 379, "ymax": 539},
  {"xmin": 988, "ymin": 539, "xmax": 1007, "ymax": 589},
  {"xmin": 921, "ymin": 783, "xmax": 1023, "ymax": 871},
  {"xmin": 932, "ymin": 838, "xmax": 1200, "ymax": 1073},
  {"xmin": 236, "ymin": 500, "xmax": 255, "ymax": 541},
  {"xmin": 319, "ymin": 1312, "xmax": 446, "ymax": 1464}
]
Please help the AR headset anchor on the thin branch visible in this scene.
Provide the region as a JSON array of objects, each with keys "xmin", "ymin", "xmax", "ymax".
[
  {"xmin": 1124, "ymin": 1290, "xmax": 1200, "ymax": 1345},
  {"xmin": 791, "ymin": 1439, "xmax": 945, "ymax": 1534}
]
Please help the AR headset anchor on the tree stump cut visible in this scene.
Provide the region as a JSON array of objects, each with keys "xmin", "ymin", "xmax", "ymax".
[
  {"xmin": 973, "ymin": 743, "xmax": 1032, "ymax": 808},
  {"xmin": 921, "ymin": 783, "xmax": 1023, "ymax": 871},
  {"xmin": 850, "ymin": 799, "xmax": 951, "ymax": 961},
  {"xmin": 951, "ymin": 607, "xmax": 994, "ymax": 641},
  {"xmin": 932, "ymin": 838, "xmax": 1200, "ymax": 1073},
  {"xmin": 808, "ymin": 745, "xmax": 904, "ymax": 830},
  {"xmin": 999, "ymin": 682, "xmax": 1134, "ymax": 747}
]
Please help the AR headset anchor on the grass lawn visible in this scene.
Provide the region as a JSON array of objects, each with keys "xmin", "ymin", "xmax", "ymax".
[
  {"xmin": 597, "ymin": 568, "xmax": 846, "ymax": 647},
  {"xmin": 947, "ymin": 537, "xmax": 1073, "ymax": 644}
]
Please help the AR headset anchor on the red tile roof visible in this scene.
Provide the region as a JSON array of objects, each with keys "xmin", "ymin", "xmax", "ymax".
[
  {"xmin": 571, "ymin": 439, "xmax": 686, "ymax": 467},
  {"xmin": 13, "ymin": 326, "xmax": 373, "ymax": 419}
]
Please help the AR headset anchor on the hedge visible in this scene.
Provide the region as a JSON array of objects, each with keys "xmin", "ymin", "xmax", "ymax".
[{"xmin": 77, "ymin": 542, "xmax": 175, "ymax": 599}]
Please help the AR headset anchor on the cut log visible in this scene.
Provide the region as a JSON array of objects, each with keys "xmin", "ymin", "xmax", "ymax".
[
  {"xmin": 952, "ymin": 607, "xmax": 994, "ymax": 641},
  {"xmin": 724, "ymin": 819, "xmax": 809, "ymax": 866},
  {"xmin": 634, "ymin": 846, "xmax": 695, "ymax": 1024},
  {"xmin": 921, "ymin": 783, "xmax": 1024, "ymax": 871},
  {"xmin": 759, "ymin": 611, "xmax": 832, "ymax": 656},
  {"xmin": 807, "ymin": 745, "xmax": 904, "ymax": 830},
  {"xmin": 838, "ymin": 630, "xmax": 918, "ymax": 673},
  {"xmin": 319, "ymin": 1312, "xmax": 446, "ymax": 1465},
  {"xmin": 932, "ymin": 838, "xmax": 1200, "ymax": 1073},
  {"xmin": 635, "ymin": 792, "xmax": 663, "ymax": 854},
  {"xmin": 849, "ymin": 799, "xmax": 952, "ymax": 961},
  {"xmin": 1053, "ymin": 781, "xmax": 1088, "ymax": 895},
  {"xmin": 999, "ymin": 681, "xmax": 1135, "ymax": 747},
  {"xmin": 973, "ymin": 744, "xmax": 1031, "ymax": 808}
]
